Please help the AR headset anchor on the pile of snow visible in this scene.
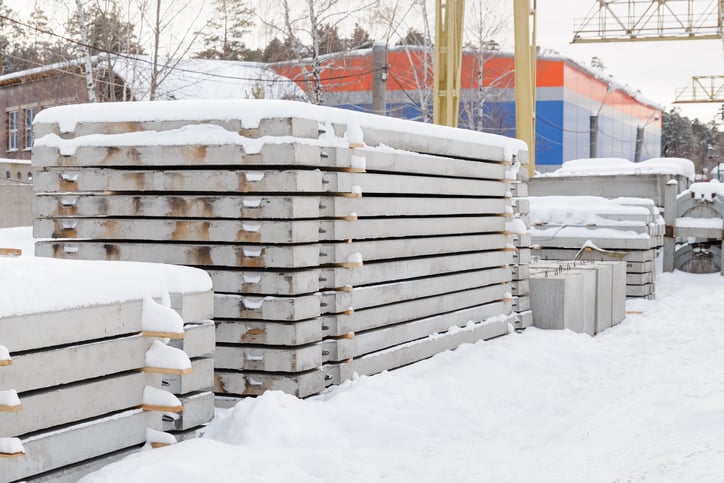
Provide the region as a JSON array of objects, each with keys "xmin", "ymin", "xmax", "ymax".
[
  {"xmin": 0, "ymin": 231, "xmax": 211, "ymax": 318},
  {"xmin": 78, "ymin": 271, "xmax": 724, "ymax": 483},
  {"xmin": 543, "ymin": 157, "xmax": 695, "ymax": 181}
]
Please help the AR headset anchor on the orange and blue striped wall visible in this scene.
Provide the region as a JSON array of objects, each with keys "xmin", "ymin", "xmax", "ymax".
[{"xmin": 272, "ymin": 46, "xmax": 661, "ymax": 169}]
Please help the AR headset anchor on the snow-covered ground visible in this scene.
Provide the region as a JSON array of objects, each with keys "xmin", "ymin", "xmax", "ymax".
[{"xmin": 3, "ymin": 226, "xmax": 723, "ymax": 482}]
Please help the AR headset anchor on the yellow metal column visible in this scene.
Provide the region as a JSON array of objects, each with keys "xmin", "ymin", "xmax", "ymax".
[
  {"xmin": 514, "ymin": 0, "xmax": 536, "ymax": 175},
  {"xmin": 433, "ymin": 0, "xmax": 465, "ymax": 127}
]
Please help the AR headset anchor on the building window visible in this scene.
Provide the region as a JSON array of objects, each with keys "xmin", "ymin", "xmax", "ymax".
[
  {"xmin": 24, "ymin": 107, "xmax": 35, "ymax": 149},
  {"xmin": 8, "ymin": 110, "xmax": 18, "ymax": 151}
]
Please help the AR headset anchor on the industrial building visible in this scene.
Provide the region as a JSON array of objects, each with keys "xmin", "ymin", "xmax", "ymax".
[{"xmin": 272, "ymin": 46, "xmax": 662, "ymax": 171}]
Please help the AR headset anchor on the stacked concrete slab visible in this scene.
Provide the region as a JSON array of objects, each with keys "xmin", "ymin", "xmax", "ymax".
[
  {"xmin": 507, "ymin": 161, "xmax": 532, "ymax": 329},
  {"xmin": 31, "ymin": 99, "xmax": 528, "ymax": 401},
  {"xmin": 528, "ymin": 196, "xmax": 663, "ymax": 299},
  {"xmin": 0, "ymin": 258, "xmax": 214, "ymax": 482},
  {"xmin": 529, "ymin": 260, "xmax": 626, "ymax": 335}
]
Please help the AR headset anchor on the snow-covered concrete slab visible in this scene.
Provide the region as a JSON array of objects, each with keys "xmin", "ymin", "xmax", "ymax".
[
  {"xmin": 162, "ymin": 391, "xmax": 215, "ymax": 432},
  {"xmin": 214, "ymin": 344, "xmax": 322, "ymax": 373},
  {"xmin": 213, "ymin": 369, "xmax": 325, "ymax": 398}
]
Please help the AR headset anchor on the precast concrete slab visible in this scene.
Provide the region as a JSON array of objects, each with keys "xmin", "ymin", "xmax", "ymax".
[
  {"xmin": 34, "ymin": 215, "xmax": 506, "ymax": 243},
  {"xmin": 0, "ymin": 300, "xmax": 143, "ymax": 352},
  {"xmin": 328, "ymin": 284, "xmax": 510, "ymax": 336},
  {"xmin": 34, "ymin": 194, "xmax": 509, "ymax": 219},
  {"xmin": 214, "ymin": 343, "xmax": 322, "ymax": 372},
  {"xmin": 512, "ymin": 295, "xmax": 531, "ymax": 312},
  {"xmin": 214, "ymin": 293, "xmax": 321, "ymax": 321},
  {"xmin": 1, "ymin": 372, "xmax": 145, "ymax": 437},
  {"xmin": 323, "ymin": 315, "xmax": 512, "ymax": 386},
  {"xmin": 0, "ymin": 409, "xmax": 146, "ymax": 483},
  {"xmin": 511, "ymin": 280, "xmax": 529, "ymax": 296},
  {"xmin": 327, "ymin": 146, "xmax": 507, "ymax": 179},
  {"xmin": 532, "ymin": 247, "xmax": 657, "ymax": 263},
  {"xmin": 34, "ymin": 168, "xmax": 325, "ymax": 193},
  {"xmin": 596, "ymin": 261, "xmax": 627, "ymax": 323},
  {"xmin": 214, "ymin": 319, "xmax": 323, "ymax": 346},
  {"xmin": 33, "ymin": 116, "xmax": 322, "ymax": 140},
  {"xmin": 324, "ymin": 301, "xmax": 511, "ymax": 362},
  {"xmin": 214, "ymin": 369, "xmax": 325, "ymax": 398},
  {"xmin": 37, "ymin": 235, "xmax": 512, "ymax": 269},
  {"xmin": 626, "ymin": 283, "xmax": 655, "ymax": 297},
  {"xmin": 626, "ymin": 272, "xmax": 655, "ymax": 284},
  {"xmin": 162, "ymin": 357, "xmax": 214, "ymax": 395},
  {"xmin": 168, "ymin": 291, "xmax": 215, "ymax": 324},
  {"xmin": 22, "ymin": 446, "xmax": 141, "ymax": 483},
  {"xmin": 531, "ymin": 234, "xmax": 656, "ymax": 250},
  {"xmin": 0, "ymin": 335, "xmax": 147, "ymax": 393},
  {"xmin": 325, "ymin": 172, "xmax": 507, "ymax": 197},
  {"xmin": 33, "ymin": 142, "xmax": 323, "ymax": 168},
  {"xmin": 162, "ymin": 391, "xmax": 214, "ymax": 432}
]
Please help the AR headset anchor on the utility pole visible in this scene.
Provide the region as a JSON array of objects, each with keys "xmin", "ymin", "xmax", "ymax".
[
  {"xmin": 514, "ymin": 0, "xmax": 536, "ymax": 175},
  {"xmin": 371, "ymin": 42, "xmax": 388, "ymax": 116},
  {"xmin": 75, "ymin": 0, "xmax": 97, "ymax": 103}
]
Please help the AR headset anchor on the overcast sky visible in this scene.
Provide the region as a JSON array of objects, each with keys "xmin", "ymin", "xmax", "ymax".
[{"xmin": 5, "ymin": 0, "xmax": 722, "ymax": 126}]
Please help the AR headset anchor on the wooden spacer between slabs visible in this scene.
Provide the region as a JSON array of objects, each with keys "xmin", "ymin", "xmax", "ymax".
[
  {"xmin": 341, "ymin": 192, "xmax": 362, "ymax": 198},
  {"xmin": 340, "ymin": 261, "xmax": 363, "ymax": 268},
  {"xmin": 348, "ymin": 142, "xmax": 365, "ymax": 149},
  {"xmin": 341, "ymin": 214, "xmax": 358, "ymax": 221},
  {"xmin": 0, "ymin": 405, "xmax": 22, "ymax": 413},
  {"xmin": 0, "ymin": 248, "xmax": 21, "ymax": 257},
  {"xmin": 336, "ymin": 285, "xmax": 353, "ymax": 292},
  {"xmin": 141, "ymin": 404, "xmax": 183, "ymax": 413},
  {"xmin": 0, "ymin": 359, "xmax": 12, "ymax": 367},
  {"xmin": 0, "ymin": 452, "xmax": 25, "ymax": 458},
  {"xmin": 339, "ymin": 332, "xmax": 355, "ymax": 339},
  {"xmin": 342, "ymin": 308, "xmax": 355, "ymax": 315},
  {"xmin": 144, "ymin": 366, "xmax": 193, "ymax": 376},
  {"xmin": 341, "ymin": 167, "xmax": 366, "ymax": 173},
  {"xmin": 150, "ymin": 442, "xmax": 174, "ymax": 449},
  {"xmin": 142, "ymin": 330, "xmax": 185, "ymax": 340}
]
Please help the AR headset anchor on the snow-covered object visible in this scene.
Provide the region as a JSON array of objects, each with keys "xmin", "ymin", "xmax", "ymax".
[
  {"xmin": 0, "ymin": 437, "xmax": 24, "ymax": 455},
  {"xmin": 143, "ymin": 386, "xmax": 182, "ymax": 412},
  {"xmin": 505, "ymin": 218, "xmax": 528, "ymax": 235},
  {"xmin": 0, "ymin": 256, "xmax": 211, "ymax": 319},
  {"xmin": 0, "ymin": 389, "xmax": 21, "ymax": 409},
  {"xmin": 529, "ymin": 196, "xmax": 652, "ymax": 226},
  {"xmin": 346, "ymin": 252, "xmax": 363, "ymax": 265},
  {"xmin": 145, "ymin": 340, "xmax": 192, "ymax": 372},
  {"xmin": 546, "ymin": 156, "xmax": 695, "ymax": 181},
  {"xmin": 241, "ymin": 297, "xmax": 265, "ymax": 310},
  {"xmin": 141, "ymin": 296, "xmax": 184, "ymax": 336},
  {"xmin": 146, "ymin": 428, "xmax": 177, "ymax": 448},
  {"xmin": 345, "ymin": 118, "xmax": 365, "ymax": 147},
  {"xmin": 34, "ymin": 99, "xmax": 527, "ymax": 162},
  {"xmin": 0, "ymin": 344, "xmax": 10, "ymax": 364},
  {"xmin": 676, "ymin": 217, "xmax": 724, "ymax": 229},
  {"xmin": 690, "ymin": 181, "xmax": 724, "ymax": 202},
  {"xmin": 350, "ymin": 155, "xmax": 367, "ymax": 171}
]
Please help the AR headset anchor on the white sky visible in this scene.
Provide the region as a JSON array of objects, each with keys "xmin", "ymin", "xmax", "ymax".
[{"xmin": 5, "ymin": 0, "xmax": 722, "ymax": 125}]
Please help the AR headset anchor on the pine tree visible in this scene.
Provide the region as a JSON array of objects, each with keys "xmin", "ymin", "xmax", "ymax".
[{"xmin": 195, "ymin": 0, "xmax": 253, "ymax": 61}]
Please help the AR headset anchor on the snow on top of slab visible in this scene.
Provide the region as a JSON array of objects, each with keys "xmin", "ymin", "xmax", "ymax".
[
  {"xmin": 689, "ymin": 180, "xmax": 724, "ymax": 202},
  {"xmin": 530, "ymin": 225, "xmax": 650, "ymax": 240},
  {"xmin": 0, "ymin": 157, "xmax": 31, "ymax": 165},
  {"xmin": 0, "ymin": 438, "xmax": 24, "ymax": 455},
  {"xmin": 0, "ymin": 344, "xmax": 9, "ymax": 361},
  {"xmin": 0, "ymin": 256, "xmax": 211, "ymax": 319},
  {"xmin": 0, "ymin": 389, "xmax": 20, "ymax": 407},
  {"xmin": 676, "ymin": 217, "xmax": 724, "ymax": 229},
  {"xmin": 542, "ymin": 157, "xmax": 695, "ymax": 180},
  {"xmin": 143, "ymin": 385, "xmax": 182, "ymax": 409},
  {"xmin": 529, "ymin": 196, "xmax": 653, "ymax": 226},
  {"xmin": 34, "ymin": 99, "xmax": 527, "ymax": 162}
]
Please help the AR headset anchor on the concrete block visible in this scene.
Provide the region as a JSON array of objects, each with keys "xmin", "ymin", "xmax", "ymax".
[
  {"xmin": 514, "ymin": 310, "xmax": 533, "ymax": 329},
  {"xmin": 214, "ymin": 343, "xmax": 322, "ymax": 372},
  {"xmin": 168, "ymin": 291, "xmax": 214, "ymax": 323},
  {"xmin": 214, "ymin": 369, "xmax": 325, "ymax": 398},
  {"xmin": 162, "ymin": 357, "xmax": 214, "ymax": 394},
  {"xmin": 0, "ymin": 181, "xmax": 32, "ymax": 228},
  {"xmin": 530, "ymin": 271, "xmax": 585, "ymax": 332},
  {"xmin": 1, "ymin": 300, "xmax": 145, "ymax": 354},
  {"xmin": 0, "ymin": 409, "xmax": 146, "ymax": 483},
  {"xmin": 1, "ymin": 372, "xmax": 145, "ymax": 437},
  {"xmin": 0, "ymin": 335, "xmax": 147, "ymax": 393}
]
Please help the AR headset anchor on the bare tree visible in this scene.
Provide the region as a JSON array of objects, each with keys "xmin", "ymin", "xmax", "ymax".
[{"xmin": 256, "ymin": 0, "xmax": 379, "ymax": 105}]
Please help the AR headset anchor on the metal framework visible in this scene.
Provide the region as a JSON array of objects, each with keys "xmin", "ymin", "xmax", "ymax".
[
  {"xmin": 433, "ymin": 0, "xmax": 465, "ymax": 128},
  {"xmin": 674, "ymin": 75, "xmax": 724, "ymax": 103},
  {"xmin": 571, "ymin": 0, "xmax": 724, "ymax": 43},
  {"xmin": 514, "ymin": 0, "xmax": 537, "ymax": 175}
]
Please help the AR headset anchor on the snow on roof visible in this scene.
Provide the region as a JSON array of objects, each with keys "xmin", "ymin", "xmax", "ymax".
[
  {"xmin": 688, "ymin": 180, "xmax": 724, "ymax": 201},
  {"xmin": 543, "ymin": 157, "xmax": 695, "ymax": 180},
  {"xmin": 34, "ymin": 99, "xmax": 528, "ymax": 161},
  {"xmin": 0, "ymin": 256, "xmax": 211, "ymax": 318},
  {"xmin": 106, "ymin": 55, "xmax": 306, "ymax": 102}
]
